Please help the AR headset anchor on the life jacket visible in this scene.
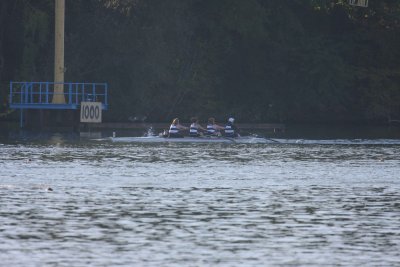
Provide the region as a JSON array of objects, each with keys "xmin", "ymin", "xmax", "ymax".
[
  {"xmin": 224, "ymin": 122, "xmax": 235, "ymax": 137},
  {"xmin": 207, "ymin": 124, "xmax": 216, "ymax": 135},
  {"xmin": 189, "ymin": 123, "xmax": 199, "ymax": 136},
  {"xmin": 169, "ymin": 124, "xmax": 179, "ymax": 135}
]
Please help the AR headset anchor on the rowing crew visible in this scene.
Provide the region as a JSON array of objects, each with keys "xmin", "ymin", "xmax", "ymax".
[{"xmin": 165, "ymin": 117, "xmax": 240, "ymax": 138}]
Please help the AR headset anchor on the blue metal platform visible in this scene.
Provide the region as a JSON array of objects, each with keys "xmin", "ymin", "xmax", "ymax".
[
  {"xmin": 9, "ymin": 81, "xmax": 108, "ymax": 128},
  {"xmin": 9, "ymin": 82, "xmax": 108, "ymax": 110}
]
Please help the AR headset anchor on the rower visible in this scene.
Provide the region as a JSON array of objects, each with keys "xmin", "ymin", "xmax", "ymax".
[
  {"xmin": 168, "ymin": 118, "xmax": 188, "ymax": 138},
  {"xmin": 206, "ymin": 117, "xmax": 225, "ymax": 136},
  {"xmin": 224, "ymin": 117, "xmax": 240, "ymax": 138},
  {"xmin": 189, "ymin": 117, "xmax": 206, "ymax": 137}
]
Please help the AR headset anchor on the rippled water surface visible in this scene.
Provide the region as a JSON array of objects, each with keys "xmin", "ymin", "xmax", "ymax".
[{"xmin": 1, "ymin": 138, "xmax": 400, "ymax": 266}]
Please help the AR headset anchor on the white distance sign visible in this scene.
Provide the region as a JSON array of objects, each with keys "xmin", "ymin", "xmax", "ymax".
[{"xmin": 80, "ymin": 102, "xmax": 102, "ymax": 123}]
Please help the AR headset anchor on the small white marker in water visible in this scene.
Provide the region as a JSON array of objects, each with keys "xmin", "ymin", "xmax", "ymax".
[{"xmin": 112, "ymin": 132, "xmax": 116, "ymax": 138}]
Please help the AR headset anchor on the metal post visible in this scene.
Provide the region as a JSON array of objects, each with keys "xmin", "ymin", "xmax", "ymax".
[
  {"xmin": 82, "ymin": 84, "xmax": 85, "ymax": 101},
  {"xmin": 75, "ymin": 83, "xmax": 78, "ymax": 104},
  {"xmin": 24, "ymin": 84, "xmax": 28, "ymax": 104},
  {"xmin": 105, "ymin": 83, "xmax": 108, "ymax": 106},
  {"xmin": 39, "ymin": 83, "xmax": 42, "ymax": 103},
  {"xmin": 68, "ymin": 83, "xmax": 72, "ymax": 104},
  {"xmin": 46, "ymin": 82, "xmax": 49, "ymax": 103},
  {"xmin": 20, "ymin": 109, "xmax": 23, "ymax": 128},
  {"xmin": 9, "ymin": 82, "xmax": 12, "ymax": 105},
  {"xmin": 53, "ymin": 0, "xmax": 65, "ymax": 104}
]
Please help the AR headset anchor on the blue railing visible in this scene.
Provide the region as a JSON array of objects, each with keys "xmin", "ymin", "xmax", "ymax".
[{"xmin": 9, "ymin": 82, "xmax": 108, "ymax": 110}]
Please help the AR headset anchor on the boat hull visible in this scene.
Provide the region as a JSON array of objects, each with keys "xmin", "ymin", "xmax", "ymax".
[{"xmin": 109, "ymin": 136, "xmax": 272, "ymax": 144}]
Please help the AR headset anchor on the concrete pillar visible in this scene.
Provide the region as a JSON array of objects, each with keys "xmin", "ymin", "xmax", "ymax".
[{"xmin": 53, "ymin": 0, "xmax": 65, "ymax": 104}]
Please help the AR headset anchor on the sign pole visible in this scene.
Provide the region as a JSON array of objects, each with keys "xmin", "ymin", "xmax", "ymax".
[{"xmin": 53, "ymin": 0, "xmax": 66, "ymax": 104}]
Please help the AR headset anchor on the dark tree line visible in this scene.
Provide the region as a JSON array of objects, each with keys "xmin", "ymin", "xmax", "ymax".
[{"xmin": 1, "ymin": 0, "xmax": 400, "ymax": 123}]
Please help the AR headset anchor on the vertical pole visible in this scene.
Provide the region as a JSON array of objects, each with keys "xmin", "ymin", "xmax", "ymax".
[
  {"xmin": 105, "ymin": 83, "xmax": 108, "ymax": 106},
  {"xmin": 82, "ymin": 84, "xmax": 85, "ymax": 101},
  {"xmin": 20, "ymin": 109, "xmax": 23, "ymax": 128},
  {"xmin": 53, "ymin": 0, "xmax": 65, "ymax": 104},
  {"xmin": 46, "ymin": 82, "xmax": 49, "ymax": 103},
  {"xmin": 24, "ymin": 84, "xmax": 28, "ymax": 103},
  {"xmin": 39, "ymin": 83, "xmax": 42, "ymax": 103},
  {"xmin": 75, "ymin": 83, "xmax": 78, "ymax": 104},
  {"xmin": 9, "ymin": 82, "xmax": 13, "ymax": 105},
  {"xmin": 68, "ymin": 83, "xmax": 72, "ymax": 104}
]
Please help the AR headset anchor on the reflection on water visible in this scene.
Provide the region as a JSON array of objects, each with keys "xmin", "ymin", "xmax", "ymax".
[{"xmin": 0, "ymin": 139, "xmax": 400, "ymax": 266}]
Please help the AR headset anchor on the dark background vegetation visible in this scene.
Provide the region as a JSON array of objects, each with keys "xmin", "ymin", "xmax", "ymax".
[{"xmin": 1, "ymin": 0, "xmax": 400, "ymax": 124}]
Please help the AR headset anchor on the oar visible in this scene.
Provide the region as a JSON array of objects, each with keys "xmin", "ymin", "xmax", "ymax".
[
  {"xmin": 241, "ymin": 131, "xmax": 280, "ymax": 143},
  {"xmin": 221, "ymin": 136, "xmax": 237, "ymax": 143},
  {"xmin": 199, "ymin": 134, "xmax": 236, "ymax": 143}
]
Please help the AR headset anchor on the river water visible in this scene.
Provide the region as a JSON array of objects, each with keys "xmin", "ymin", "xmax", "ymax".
[{"xmin": 1, "ymin": 134, "xmax": 400, "ymax": 266}]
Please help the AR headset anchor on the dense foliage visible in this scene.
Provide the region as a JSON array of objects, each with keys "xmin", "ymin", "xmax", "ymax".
[{"xmin": 1, "ymin": 0, "xmax": 400, "ymax": 123}]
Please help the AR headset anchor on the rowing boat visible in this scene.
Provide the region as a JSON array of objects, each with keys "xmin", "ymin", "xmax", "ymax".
[
  {"xmin": 102, "ymin": 137, "xmax": 400, "ymax": 145},
  {"xmin": 109, "ymin": 135, "xmax": 274, "ymax": 144}
]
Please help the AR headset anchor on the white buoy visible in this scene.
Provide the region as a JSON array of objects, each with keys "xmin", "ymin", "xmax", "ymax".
[{"xmin": 112, "ymin": 132, "xmax": 116, "ymax": 138}]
